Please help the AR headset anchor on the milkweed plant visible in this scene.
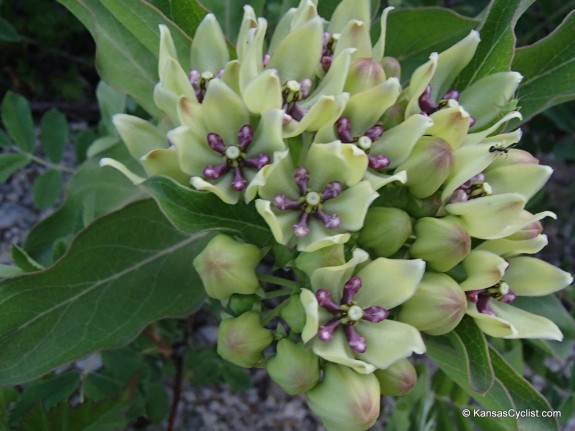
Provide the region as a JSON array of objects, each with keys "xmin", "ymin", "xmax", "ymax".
[{"xmin": 1, "ymin": 0, "xmax": 574, "ymax": 430}]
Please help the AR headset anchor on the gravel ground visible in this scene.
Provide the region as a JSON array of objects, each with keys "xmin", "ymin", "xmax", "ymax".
[{"xmin": 1, "ymin": 143, "xmax": 574, "ymax": 430}]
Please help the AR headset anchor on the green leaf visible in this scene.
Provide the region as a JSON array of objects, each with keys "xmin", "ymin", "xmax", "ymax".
[
  {"xmin": 148, "ymin": 0, "xmax": 208, "ymax": 38},
  {"xmin": 19, "ymin": 390, "xmax": 132, "ymax": 431},
  {"xmin": 0, "ymin": 16, "xmax": 20, "ymax": 42},
  {"xmin": 511, "ymin": 10, "xmax": 575, "ymax": 125},
  {"xmin": 57, "ymin": 0, "xmax": 163, "ymax": 118},
  {"xmin": 489, "ymin": 347, "xmax": 560, "ymax": 431},
  {"xmin": 0, "ymin": 91, "xmax": 35, "ymax": 152},
  {"xmin": 32, "ymin": 169, "xmax": 64, "ymax": 209},
  {"xmin": 456, "ymin": 0, "xmax": 536, "ymax": 88},
  {"xmin": 40, "ymin": 109, "xmax": 68, "ymax": 164},
  {"xmin": 452, "ymin": 316, "xmax": 495, "ymax": 394},
  {"xmin": 385, "ymin": 8, "xmax": 479, "ymax": 83},
  {"xmin": 0, "ymin": 199, "xmax": 211, "ymax": 386},
  {"xmin": 0, "ymin": 152, "xmax": 29, "ymax": 183},
  {"xmin": 512, "ymin": 294, "xmax": 575, "ymax": 339},
  {"xmin": 143, "ymin": 175, "xmax": 272, "ymax": 247},
  {"xmin": 0, "ymin": 129, "xmax": 11, "ymax": 147},
  {"xmin": 0, "ymin": 264, "xmax": 23, "ymax": 279},
  {"xmin": 24, "ymin": 146, "xmax": 143, "ymax": 266},
  {"xmin": 10, "ymin": 244, "xmax": 44, "ymax": 272}
]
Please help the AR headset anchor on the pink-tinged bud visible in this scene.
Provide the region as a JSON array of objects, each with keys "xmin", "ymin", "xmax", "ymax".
[
  {"xmin": 507, "ymin": 220, "xmax": 543, "ymax": 240},
  {"xmin": 375, "ymin": 359, "xmax": 417, "ymax": 396},
  {"xmin": 381, "ymin": 56, "xmax": 401, "ymax": 80},
  {"xmin": 396, "ymin": 136, "xmax": 455, "ymax": 198},
  {"xmin": 345, "ymin": 58, "xmax": 387, "ymax": 94},
  {"xmin": 398, "ymin": 272, "xmax": 467, "ymax": 335},
  {"xmin": 193, "ymin": 234, "xmax": 262, "ymax": 300},
  {"xmin": 410, "ymin": 217, "xmax": 471, "ymax": 272},
  {"xmin": 358, "ymin": 207, "xmax": 412, "ymax": 257},
  {"xmin": 267, "ymin": 339, "xmax": 320, "ymax": 395},
  {"xmin": 381, "ymin": 100, "xmax": 407, "ymax": 129},
  {"xmin": 217, "ymin": 311, "xmax": 273, "ymax": 368},
  {"xmin": 307, "ymin": 364, "xmax": 380, "ymax": 431}
]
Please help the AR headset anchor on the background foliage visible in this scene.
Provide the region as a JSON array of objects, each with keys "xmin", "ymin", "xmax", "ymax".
[{"xmin": 0, "ymin": 0, "xmax": 574, "ymax": 430}]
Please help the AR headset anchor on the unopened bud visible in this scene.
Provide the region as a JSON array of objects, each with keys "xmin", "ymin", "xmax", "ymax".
[
  {"xmin": 267, "ymin": 339, "xmax": 320, "ymax": 394},
  {"xmin": 345, "ymin": 58, "xmax": 386, "ymax": 94},
  {"xmin": 375, "ymin": 359, "xmax": 417, "ymax": 396},
  {"xmin": 280, "ymin": 295, "xmax": 307, "ymax": 333},
  {"xmin": 381, "ymin": 56, "xmax": 401, "ymax": 80},
  {"xmin": 358, "ymin": 207, "xmax": 412, "ymax": 257},
  {"xmin": 398, "ymin": 272, "xmax": 467, "ymax": 335},
  {"xmin": 217, "ymin": 311, "xmax": 273, "ymax": 368}
]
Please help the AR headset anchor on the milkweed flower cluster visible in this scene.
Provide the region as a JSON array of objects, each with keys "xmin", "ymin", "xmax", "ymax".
[{"xmin": 106, "ymin": 1, "xmax": 573, "ymax": 429}]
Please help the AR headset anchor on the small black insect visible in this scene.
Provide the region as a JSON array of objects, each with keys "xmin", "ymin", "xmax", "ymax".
[{"xmin": 489, "ymin": 143, "xmax": 516, "ymax": 154}]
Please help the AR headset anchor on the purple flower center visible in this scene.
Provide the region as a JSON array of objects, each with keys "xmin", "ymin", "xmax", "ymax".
[
  {"xmin": 321, "ymin": 32, "xmax": 340, "ymax": 72},
  {"xmin": 189, "ymin": 69, "xmax": 223, "ymax": 103},
  {"xmin": 466, "ymin": 282, "xmax": 516, "ymax": 316},
  {"xmin": 449, "ymin": 172, "xmax": 492, "ymax": 203},
  {"xmin": 272, "ymin": 167, "xmax": 343, "ymax": 237},
  {"xmin": 282, "ymin": 79, "xmax": 312, "ymax": 121},
  {"xmin": 336, "ymin": 117, "xmax": 390, "ymax": 170},
  {"xmin": 418, "ymin": 85, "xmax": 476, "ymax": 127},
  {"xmin": 315, "ymin": 276, "xmax": 389, "ymax": 353},
  {"xmin": 202, "ymin": 124, "xmax": 271, "ymax": 191}
]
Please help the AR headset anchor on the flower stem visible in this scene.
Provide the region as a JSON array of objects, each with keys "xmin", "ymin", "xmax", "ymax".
[{"xmin": 257, "ymin": 273, "xmax": 299, "ymax": 289}]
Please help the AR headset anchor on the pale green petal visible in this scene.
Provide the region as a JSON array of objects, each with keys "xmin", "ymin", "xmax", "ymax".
[
  {"xmin": 153, "ymin": 83, "xmax": 179, "ymax": 123},
  {"xmin": 221, "ymin": 60, "xmax": 241, "ymax": 95},
  {"xmin": 405, "ymin": 53, "xmax": 437, "ymax": 118},
  {"xmin": 466, "ymin": 303, "xmax": 517, "ymax": 338},
  {"xmin": 158, "ymin": 25, "xmax": 178, "ymax": 78},
  {"xmin": 334, "ymin": 20, "xmax": 372, "ymax": 60},
  {"xmin": 328, "ymin": 0, "xmax": 370, "ymax": 33},
  {"xmin": 355, "ymin": 258, "xmax": 426, "ymax": 309},
  {"xmin": 160, "ymin": 57, "xmax": 196, "ymax": 100},
  {"xmin": 486, "ymin": 164, "xmax": 552, "ymax": 201},
  {"xmin": 441, "ymin": 143, "xmax": 501, "ymax": 202},
  {"xmin": 490, "ymin": 209, "xmax": 556, "ymax": 239},
  {"xmin": 301, "ymin": 288, "xmax": 319, "ymax": 343},
  {"xmin": 202, "ymin": 80, "xmax": 249, "ymax": 145},
  {"xmin": 487, "ymin": 302, "xmax": 562, "ymax": 340},
  {"xmin": 255, "ymin": 199, "xmax": 298, "ymax": 246},
  {"xmin": 268, "ymin": 9, "xmax": 296, "ymax": 55},
  {"xmin": 306, "ymin": 142, "xmax": 368, "ymax": 188},
  {"xmin": 445, "ymin": 193, "xmax": 527, "ymax": 239},
  {"xmin": 297, "ymin": 226, "xmax": 351, "ymax": 252},
  {"xmin": 236, "ymin": 5, "xmax": 257, "ymax": 61},
  {"xmin": 460, "ymin": 72, "xmax": 522, "ymax": 130},
  {"xmin": 141, "ymin": 148, "xmax": 189, "ymax": 185},
  {"xmin": 250, "ymin": 109, "xmax": 287, "ymax": 155},
  {"xmin": 312, "ymin": 330, "xmax": 376, "ymax": 374},
  {"xmin": 372, "ymin": 7, "xmax": 394, "ymax": 61},
  {"xmin": 295, "ymin": 245, "xmax": 346, "ymax": 279},
  {"xmin": 476, "ymin": 235, "xmax": 548, "ymax": 258},
  {"xmin": 310, "ymin": 248, "xmax": 369, "ymax": 300},
  {"xmin": 427, "ymin": 104, "xmax": 472, "ymax": 149},
  {"xmin": 284, "ymin": 94, "xmax": 349, "ymax": 137},
  {"xmin": 429, "ymin": 30, "xmax": 480, "ymax": 100},
  {"xmin": 168, "ymin": 125, "xmax": 220, "ymax": 176},
  {"xmin": 290, "ymin": 0, "xmax": 319, "ymax": 29},
  {"xmin": 239, "ymin": 18, "xmax": 267, "ymax": 91},
  {"xmin": 176, "ymin": 95, "xmax": 202, "ymax": 126},
  {"xmin": 463, "ymin": 112, "xmax": 522, "ymax": 146},
  {"xmin": 190, "ymin": 14, "xmax": 229, "ymax": 72},
  {"xmin": 344, "ymin": 78, "xmax": 401, "ymax": 134},
  {"xmin": 268, "ymin": 16, "xmax": 323, "ymax": 81},
  {"xmin": 113, "ymin": 114, "xmax": 167, "ymax": 159},
  {"xmin": 99, "ymin": 158, "xmax": 145, "ymax": 184},
  {"xmin": 255, "ymin": 150, "xmax": 299, "ymax": 201},
  {"xmin": 191, "ymin": 175, "xmax": 240, "ymax": 204},
  {"xmin": 305, "ymin": 48, "xmax": 353, "ymax": 106},
  {"xmin": 481, "ymin": 129, "xmax": 523, "ymax": 148},
  {"xmin": 357, "ymin": 320, "xmax": 426, "ymax": 370},
  {"xmin": 323, "ymin": 181, "xmax": 378, "ymax": 231},
  {"xmin": 375, "ymin": 114, "xmax": 433, "ymax": 168},
  {"xmin": 243, "ymin": 69, "xmax": 282, "ymax": 114},
  {"xmin": 505, "ymin": 256, "xmax": 573, "ymax": 296},
  {"xmin": 364, "ymin": 170, "xmax": 407, "ymax": 191},
  {"xmin": 460, "ymin": 250, "xmax": 507, "ymax": 291}
]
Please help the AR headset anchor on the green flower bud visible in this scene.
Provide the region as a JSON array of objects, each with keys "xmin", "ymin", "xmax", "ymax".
[
  {"xmin": 294, "ymin": 245, "xmax": 346, "ymax": 278},
  {"xmin": 358, "ymin": 207, "xmax": 412, "ymax": 257},
  {"xmin": 227, "ymin": 293, "xmax": 259, "ymax": 316},
  {"xmin": 398, "ymin": 272, "xmax": 467, "ymax": 335},
  {"xmin": 395, "ymin": 136, "xmax": 455, "ymax": 199},
  {"xmin": 381, "ymin": 56, "xmax": 401, "ymax": 80},
  {"xmin": 193, "ymin": 234, "xmax": 262, "ymax": 300},
  {"xmin": 267, "ymin": 339, "xmax": 320, "ymax": 394},
  {"xmin": 375, "ymin": 359, "xmax": 417, "ymax": 396},
  {"xmin": 307, "ymin": 364, "xmax": 380, "ymax": 431},
  {"xmin": 344, "ymin": 57, "xmax": 387, "ymax": 94},
  {"xmin": 280, "ymin": 295, "xmax": 307, "ymax": 333},
  {"xmin": 410, "ymin": 217, "xmax": 470, "ymax": 271},
  {"xmin": 217, "ymin": 311, "xmax": 273, "ymax": 368}
]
